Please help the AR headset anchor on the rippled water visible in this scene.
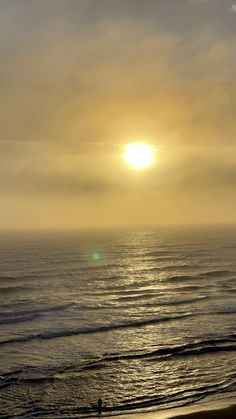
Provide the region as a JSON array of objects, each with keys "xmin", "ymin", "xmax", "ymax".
[{"xmin": 0, "ymin": 227, "xmax": 236, "ymax": 418}]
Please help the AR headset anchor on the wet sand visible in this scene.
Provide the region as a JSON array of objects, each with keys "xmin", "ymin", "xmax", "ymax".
[
  {"xmin": 170, "ymin": 404, "xmax": 236, "ymax": 419},
  {"xmin": 116, "ymin": 398, "xmax": 236, "ymax": 419}
]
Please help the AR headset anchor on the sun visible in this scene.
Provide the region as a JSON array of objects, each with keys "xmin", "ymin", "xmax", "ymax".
[{"xmin": 124, "ymin": 143, "xmax": 154, "ymax": 170}]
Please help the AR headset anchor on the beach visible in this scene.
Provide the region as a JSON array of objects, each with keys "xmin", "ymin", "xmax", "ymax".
[{"xmin": 116, "ymin": 398, "xmax": 236, "ymax": 419}]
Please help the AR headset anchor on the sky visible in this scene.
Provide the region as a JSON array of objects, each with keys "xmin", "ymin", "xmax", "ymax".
[{"xmin": 1, "ymin": 0, "xmax": 236, "ymax": 229}]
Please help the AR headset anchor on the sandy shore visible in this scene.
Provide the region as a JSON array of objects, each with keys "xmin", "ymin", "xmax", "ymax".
[
  {"xmin": 115, "ymin": 398, "xmax": 236, "ymax": 419},
  {"xmin": 169, "ymin": 404, "xmax": 236, "ymax": 419}
]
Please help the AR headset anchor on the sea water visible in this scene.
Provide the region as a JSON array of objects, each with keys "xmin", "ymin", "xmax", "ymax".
[{"xmin": 0, "ymin": 227, "xmax": 235, "ymax": 418}]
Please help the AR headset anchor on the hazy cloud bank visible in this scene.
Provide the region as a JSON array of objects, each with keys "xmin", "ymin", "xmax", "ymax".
[{"xmin": 0, "ymin": 0, "xmax": 236, "ymax": 228}]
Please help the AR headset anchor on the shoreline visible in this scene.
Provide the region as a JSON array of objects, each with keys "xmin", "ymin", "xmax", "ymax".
[{"xmin": 115, "ymin": 398, "xmax": 236, "ymax": 419}]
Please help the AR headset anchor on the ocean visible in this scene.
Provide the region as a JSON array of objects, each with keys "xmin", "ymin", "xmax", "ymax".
[{"xmin": 0, "ymin": 227, "xmax": 235, "ymax": 418}]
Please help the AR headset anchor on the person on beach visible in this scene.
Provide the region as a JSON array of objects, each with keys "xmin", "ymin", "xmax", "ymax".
[{"xmin": 97, "ymin": 398, "xmax": 103, "ymax": 415}]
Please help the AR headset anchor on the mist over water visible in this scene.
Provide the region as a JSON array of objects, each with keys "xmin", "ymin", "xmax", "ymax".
[{"xmin": 0, "ymin": 227, "xmax": 235, "ymax": 418}]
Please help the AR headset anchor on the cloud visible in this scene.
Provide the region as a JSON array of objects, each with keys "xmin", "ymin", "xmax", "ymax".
[
  {"xmin": 1, "ymin": 1, "xmax": 236, "ymax": 227},
  {"xmin": 8, "ymin": 173, "xmax": 118, "ymax": 196},
  {"xmin": 1, "ymin": 17, "xmax": 236, "ymax": 190},
  {"xmin": 168, "ymin": 159, "xmax": 236, "ymax": 191},
  {"xmin": 0, "ymin": 17, "xmax": 236, "ymax": 148}
]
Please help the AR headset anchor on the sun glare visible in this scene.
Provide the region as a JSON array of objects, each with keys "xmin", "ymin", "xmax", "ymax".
[{"xmin": 124, "ymin": 143, "xmax": 154, "ymax": 170}]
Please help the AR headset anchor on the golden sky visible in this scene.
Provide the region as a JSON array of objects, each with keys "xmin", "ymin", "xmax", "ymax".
[{"xmin": 1, "ymin": 0, "xmax": 236, "ymax": 229}]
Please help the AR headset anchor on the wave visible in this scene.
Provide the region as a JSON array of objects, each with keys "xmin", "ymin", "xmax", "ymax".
[
  {"xmin": 0, "ymin": 285, "xmax": 34, "ymax": 294},
  {"xmin": 1, "ymin": 311, "xmax": 235, "ymax": 348},
  {"xmin": 200, "ymin": 269, "xmax": 233, "ymax": 278},
  {"xmin": 165, "ymin": 269, "xmax": 232, "ymax": 283},
  {"xmin": 0, "ymin": 276, "xmax": 21, "ymax": 281},
  {"xmin": 0, "ymin": 313, "xmax": 41, "ymax": 325},
  {"xmin": 1, "ymin": 335, "xmax": 235, "ymax": 396},
  {"xmin": 165, "ymin": 274, "xmax": 198, "ymax": 282},
  {"xmin": 104, "ymin": 382, "xmax": 236, "ymax": 415},
  {"xmin": 96, "ymin": 334, "xmax": 236, "ymax": 364},
  {"xmin": 0, "ymin": 312, "xmax": 197, "ymax": 347},
  {"xmin": 0, "ymin": 303, "xmax": 73, "ymax": 318},
  {"xmin": 115, "ymin": 293, "xmax": 161, "ymax": 302},
  {"xmin": 172, "ymin": 285, "xmax": 204, "ymax": 292},
  {"xmin": 145, "ymin": 296, "xmax": 210, "ymax": 307},
  {"xmin": 6, "ymin": 337, "xmax": 236, "ymax": 377},
  {"xmin": 161, "ymin": 264, "xmax": 200, "ymax": 271},
  {"xmin": 0, "ymin": 274, "xmax": 47, "ymax": 282},
  {"xmin": 115, "ymin": 295, "xmax": 209, "ymax": 305},
  {"xmin": 80, "ymin": 263, "xmax": 118, "ymax": 272},
  {"xmin": 144, "ymin": 250, "xmax": 181, "ymax": 256},
  {"xmin": 0, "ymin": 303, "xmax": 73, "ymax": 325}
]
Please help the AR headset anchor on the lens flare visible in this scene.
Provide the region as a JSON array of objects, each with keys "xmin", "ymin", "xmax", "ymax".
[{"xmin": 91, "ymin": 252, "xmax": 101, "ymax": 261}]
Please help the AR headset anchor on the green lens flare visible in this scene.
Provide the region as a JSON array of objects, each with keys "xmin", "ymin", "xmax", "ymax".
[{"xmin": 91, "ymin": 252, "xmax": 101, "ymax": 261}]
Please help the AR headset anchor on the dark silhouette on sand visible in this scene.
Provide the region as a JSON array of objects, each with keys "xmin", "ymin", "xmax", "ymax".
[{"xmin": 97, "ymin": 398, "xmax": 103, "ymax": 415}]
